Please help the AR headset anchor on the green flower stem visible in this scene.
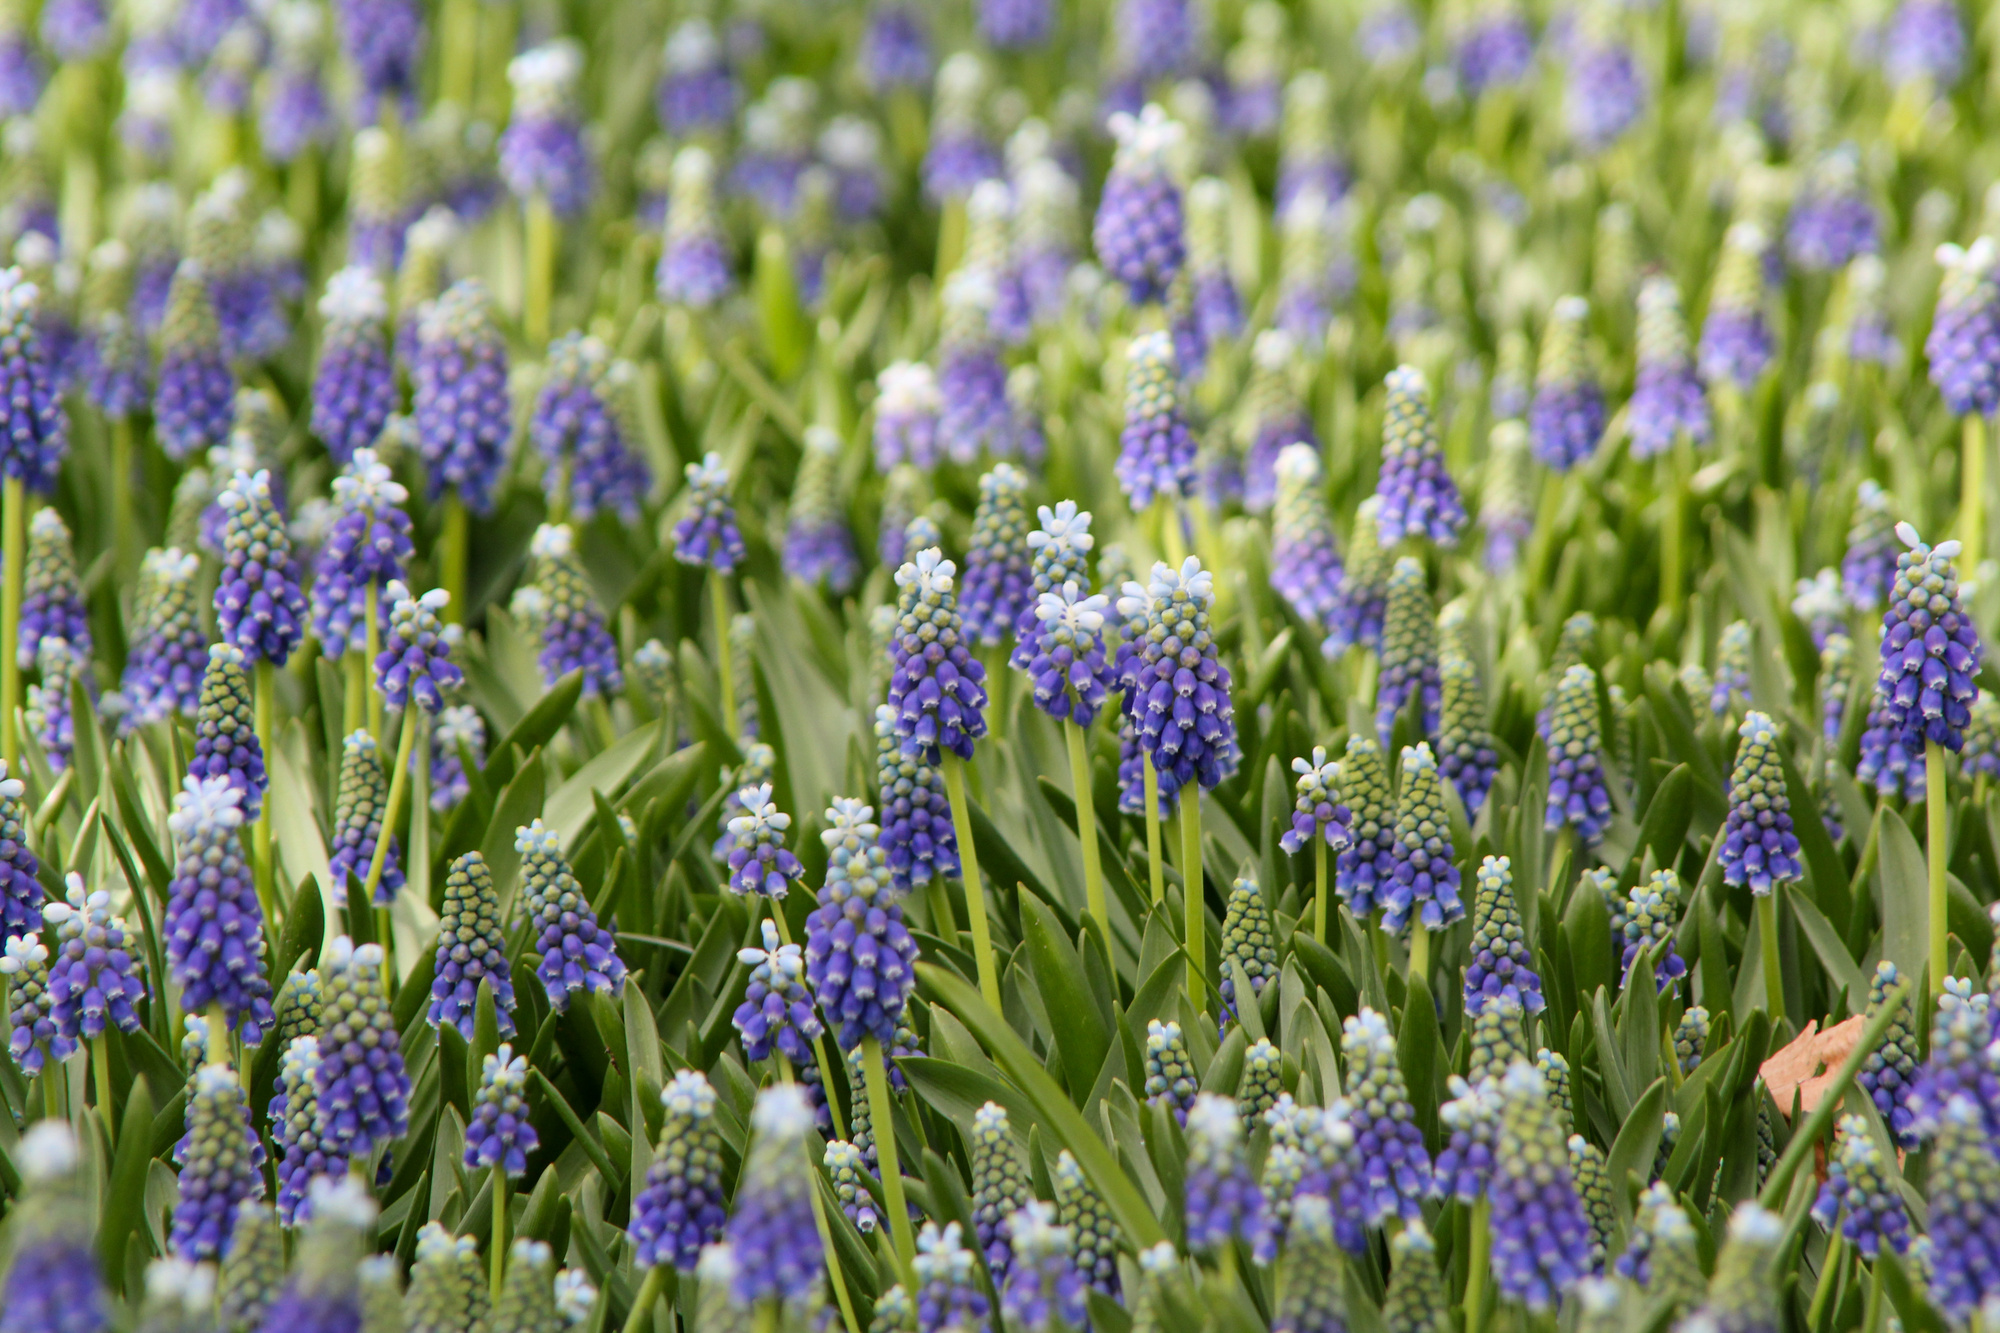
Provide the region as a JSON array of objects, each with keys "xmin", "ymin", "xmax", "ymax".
[
  {"xmin": 525, "ymin": 195, "xmax": 555, "ymax": 347},
  {"xmin": 111, "ymin": 416, "xmax": 134, "ymax": 579},
  {"xmin": 1464, "ymin": 1197, "xmax": 1491, "ymax": 1333},
  {"xmin": 1928, "ymin": 739, "xmax": 1948, "ymax": 999},
  {"xmin": 365, "ymin": 580, "xmax": 384, "ymax": 741},
  {"xmin": 861, "ymin": 1033, "xmax": 917, "ymax": 1284},
  {"xmin": 254, "ymin": 659, "xmax": 278, "ymax": 924},
  {"xmin": 1407, "ymin": 920, "xmax": 1429, "ymax": 988},
  {"xmin": 773, "ymin": 1047, "xmax": 861, "ymax": 1333},
  {"xmin": 1153, "ymin": 495, "xmax": 1186, "ymax": 566},
  {"xmin": 40, "ymin": 1055, "xmax": 57, "ymax": 1120},
  {"xmin": 344, "ymin": 652, "xmax": 366, "ymax": 736},
  {"xmin": 1314, "ymin": 838, "xmax": 1328, "ymax": 945},
  {"xmin": 439, "ymin": 0, "xmax": 478, "ymax": 106},
  {"xmin": 492, "ymin": 1162, "xmax": 508, "ymax": 1300},
  {"xmin": 1965, "ymin": 415, "xmax": 1987, "ymax": 569},
  {"xmin": 619, "ymin": 1267, "xmax": 666, "ymax": 1333},
  {"xmin": 1757, "ymin": 892, "xmax": 1784, "ymax": 1026},
  {"xmin": 1863, "ymin": 1263, "xmax": 1884, "ymax": 1333},
  {"xmin": 1807, "ymin": 1232, "xmax": 1844, "ymax": 1329},
  {"xmin": 362, "ymin": 707, "xmax": 419, "ymax": 917},
  {"xmin": 92, "ymin": 1034, "xmax": 113, "ymax": 1139},
  {"xmin": 288, "ymin": 148, "xmax": 320, "ymax": 233},
  {"xmin": 1181, "ymin": 789, "xmax": 1204, "ymax": 1012},
  {"xmin": 1143, "ymin": 753, "xmax": 1165, "ymax": 905},
  {"xmin": 410, "ymin": 709, "xmax": 432, "ymax": 913},
  {"xmin": 926, "ymin": 873, "xmax": 957, "ymax": 940},
  {"xmin": 588, "ymin": 696, "xmax": 617, "ymax": 751},
  {"xmin": 935, "ymin": 199, "xmax": 968, "ymax": 277},
  {"xmin": 1, "ymin": 475, "xmax": 23, "ymax": 773},
  {"xmin": 711, "ymin": 573, "xmax": 738, "ymax": 739},
  {"xmin": 440, "ymin": 494, "xmax": 469, "ymax": 626},
  {"xmin": 1065, "ymin": 720, "xmax": 1108, "ymax": 931},
  {"xmin": 1663, "ymin": 436, "xmax": 1691, "ymax": 616},
  {"xmin": 941, "ymin": 754, "xmax": 1001, "ymax": 1010}
]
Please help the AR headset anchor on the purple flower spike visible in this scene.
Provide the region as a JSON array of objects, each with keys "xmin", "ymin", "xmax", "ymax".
[
  {"xmin": 1275, "ymin": 192, "xmax": 1341, "ymax": 349},
  {"xmin": 1269, "ymin": 444, "xmax": 1347, "ymax": 632},
  {"xmin": 40, "ymin": 0, "xmax": 106, "ymax": 59},
  {"xmin": 1184, "ymin": 1095, "xmax": 1271, "ymax": 1253},
  {"xmin": 18, "ymin": 510, "xmax": 88, "ymax": 671},
  {"xmin": 532, "ymin": 335, "xmax": 650, "ymax": 525},
  {"xmin": 310, "ymin": 450, "xmax": 412, "ymax": 661},
  {"xmin": 732, "ymin": 918, "xmax": 823, "ymax": 1066},
  {"xmin": 1113, "ymin": 0, "xmax": 1197, "ymax": 85},
  {"xmin": 805, "ymin": 799, "xmax": 919, "ymax": 1052},
  {"xmin": 0, "ymin": 267, "xmax": 67, "ymax": 493},
  {"xmin": 888, "ymin": 548, "xmax": 990, "ymax": 764},
  {"xmin": 657, "ymin": 147, "xmax": 733, "ymax": 309},
  {"xmin": 1381, "ymin": 745, "xmax": 1463, "ymax": 934},
  {"xmin": 1375, "ymin": 366, "xmax": 1466, "ymax": 547},
  {"xmin": 875, "ymin": 705, "xmax": 959, "ymax": 893},
  {"xmin": 1115, "ymin": 557, "xmax": 1238, "ymax": 802},
  {"xmin": 42, "ymin": 873, "xmax": 147, "ymax": 1043},
  {"xmin": 1542, "ymin": 664, "xmax": 1612, "ymax": 846},
  {"xmin": 1845, "ymin": 482, "xmax": 1899, "ymax": 610},
  {"xmin": 1279, "ymin": 746, "xmax": 1354, "ymax": 856},
  {"xmin": 165, "ymin": 773, "xmax": 275, "ymax": 1042},
  {"xmin": 1629, "ymin": 276, "xmax": 1710, "ymax": 459},
  {"xmin": 1116, "ymin": 329, "xmax": 1196, "ymax": 510},
  {"xmin": 313, "ymin": 935, "xmax": 409, "ymax": 1159},
  {"xmin": 258, "ymin": 3, "xmax": 335, "ymax": 165},
  {"xmin": 1928, "ymin": 236, "xmax": 2000, "ymax": 418},
  {"xmin": 501, "ymin": 41, "xmax": 593, "ymax": 217},
  {"xmin": 1565, "ymin": 32, "xmax": 1646, "ymax": 152},
  {"xmin": 430, "ymin": 852, "xmax": 515, "ymax": 1040},
  {"xmin": 0, "ymin": 761, "xmax": 42, "ymax": 938},
  {"xmin": 121, "ymin": 548, "xmax": 206, "ymax": 730},
  {"xmin": 1490, "ymin": 1063, "xmax": 1595, "ymax": 1311},
  {"xmin": 376, "ymin": 580, "xmax": 462, "ymax": 713},
  {"xmin": 725, "ymin": 1086, "xmax": 824, "ymax": 1306},
  {"xmin": 672, "ymin": 453, "xmax": 744, "ymax": 572},
  {"xmin": 924, "ymin": 54, "xmax": 1001, "ymax": 205},
  {"xmin": 310, "ymin": 268, "xmax": 397, "ymax": 467},
  {"xmin": 413, "ymin": 280, "xmax": 511, "ymax": 515},
  {"xmin": 329, "ymin": 730, "xmax": 401, "ymax": 907},
  {"xmin": 334, "ymin": 0, "xmax": 424, "ymax": 121},
  {"xmin": 2, "ymin": 933, "xmax": 74, "ymax": 1076},
  {"xmin": 657, "ymin": 19, "xmax": 737, "ymax": 133},
  {"xmin": 1720, "ymin": 711, "xmax": 1804, "ymax": 895},
  {"xmin": 465, "ymin": 1045, "xmax": 538, "ymax": 1177},
  {"xmin": 529, "ymin": 525, "xmax": 621, "ymax": 699},
  {"xmin": 631, "ymin": 1071, "xmax": 728, "ymax": 1272},
  {"xmin": 1884, "ymin": 0, "xmax": 1965, "ymax": 91},
  {"xmin": 1787, "ymin": 146, "xmax": 1879, "ymax": 273},
  {"xmin": 1529, "ymin": 297, "xmax": 1604, "ymax": 472},
  {"xmin": 1323, "ymin": 497, "xmax": 1389, "ymax": 655},
  {"xmin": 1094, "ymin": 105, "xmax": 1186, "ymax": 307},
  {"xmin": 517, "ymin": 819, "xmax": 625, "ymax": 1009},
  {"xmin": 1024, "ymin": 583, "xmax": 1114, "ymax": 729},
  {"xmin": 1240, "ymin": 332, "xmax": 1316, "ymax": 513},
  {"xmin": 1457, "ymin": 3, "xmax": 1533, "ymax": 94},
  {"xmin": 960, "ymin": 463, "xmax": 1033, "ymax": 645},
  {"xmin": 979, "ymin": 0, "xmax": 1051, "ymax": 49},
  {"xmin": 937, "ymin": 272, "xmax": 1016, "ymax": 464},
  {"xmin": 1341, "ymin": 1009, "xmax": 1434, "ymax": 1223},
  {"xmin": 724, "ymin": 783, "xmax": 805, "ymax": 899},
  {"xmin": 1877, "ymin": 523, "xmax": 1982, "ymax": 753},
  {"xmin": 783, "ymin": 427, "xmax": 860, "ymax": 594},
  {"xmin": 214, "ymin": 468, "xmax": 306, "ymax": 667},
  {"xmin": 1001, "ymin": 1202, "xmax": 1086, "ymax": 1333},
  {"xmin": 80, "ymin": 242, "xmax": 150, "ymax": 420},
  {"xmin": 1699, "ymin": 223, "xmax": 1776, "ymax": 389},
  {"xmin": 873, "ymin": 362, "xmax": 943, "ymax": 471},
  {"xmin": 860, "ymin": 2, "xmax": 932, "ymax": 94},
  {"xmin": 170, "ymin": 1064, "xmax": 266, "ymax": 1260}
]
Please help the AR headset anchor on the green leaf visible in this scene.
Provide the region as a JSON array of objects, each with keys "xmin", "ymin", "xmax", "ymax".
[
  {"xmin": 1603, "ymin": 1078, "xmax": 1666, "ymax": 1242},
  {"xmin": 100, "ymin": 1076, "xmax": 156, "ymax": 1291},
  {"xmin": 1587, "ymin": 988, "xmax": 1634, "ymax": 1122},
  {"xmin": 1019, "ymin": 890, "xmax": 1110, "ymax": 1104},
  {"xmin": 543, "ymin": 720, "xmax": 665, "ymax": 849},
  {"xmin": 1618, "ymin": 943, "xmax": 1661, "ymax": 1094},
  {"xmin": 1630, "ymin": 764, "xmax": 1693, "ymax": 874},
  {"xmin": 1396, "ymin": 971, "xmax": 1442, "ymax": 1145},
  {"xmin": 1875, "ymin": 1248, "xmax": 1949, "ymax": 1333},
  {"xmin": 1877, "ymin": 808, "xmax": 1928, "ymax": 986},
  {"xmin": 1783, "ymin": 881, "xmax": 1865, "ymax": 1010},
  {"xmin": 489, "ymin": 672, "xmax": 584, "ymax": 789},
  {"xmin": 921, "ymin": 965, "xmax": 1166, "ymax": 1247},
  {"xmin": 898, "ymin": 1056, "xmax": 1040, "ymax": 1142},
  {"xmin": 1561, "ymin": 880, "xmax": 1615, "ymax": 1006},
  {"xmin": 481, "ymin": 746, "xmax": 549, "ymax": 915},
  {"xmin": 1776, "ymin": 739, "xmax": 1850, "ymax": 935}
]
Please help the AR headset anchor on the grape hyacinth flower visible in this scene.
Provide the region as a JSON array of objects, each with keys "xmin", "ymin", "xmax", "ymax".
[
  {"xmin": 875, "ymin": 705, "xmax": 959, "ymax": 892},
  {"xmin": 334, "ymin": 0, "xmax": 423, "ymax": 120},
  {"xmin": 998, "ymin": 1204, "xmax": 1083, "ymax": 1333},
  {"xmin": 533, "ymin": 339, "xmax": 649, "ymax": 524},
  {"xmin": 1024, "ymin": 583, "xmax": 1114, "ymax": 728},
  {"xmin": 0, "ymin": 268, "xmax": 65, "ymax": 493},
  {"xmin": 970, "ymin": 1102, "xmax": 1031, "ymax": 1281},
  {"xmin": 2, "ymin": 932, "xmax": 72, "ymax": 1075},
  {"xmin": 732, "ymin": 918, "xmax": 822, "ymax": 1067},
  {"xmin": 1844, "ymin": 481, "xmax": 1900, "ymax": 610},
  {"xmin": 392, "ymin": 208, "xmax": 455, "ymax": 370},
  {"xmin": 1923, "ymin": 1095, "xmax": 2000, "ymax": 1321},
  {"xmin": 465, "ymin": 1046, "xmax": 538, "ymax": 1177},
  {"xmin": 171, "ymin": 1063, "xmax": 265, "ymax": 1260},
  {"xmin": 1276, "ymin": 72, "xmax": 1347, "ymax": 209},
  {"xmin": 1542, "ymin": 664, "xmax": 1613, "ymax": 846},
  {"xmin": 860, "ymin": 2, "xmax": 930, "ymax": 93},
  {"xmin": 530, "ymin": 525, "xmax": 622, "ymax": 698},
  {"xmin": 1116, "ymin": 330, "xmax": 1197, "ymax": 511},
  {"xmin": 1185, "ymin": 178, "xmax": 1243, "ymax": 359},
  {"xmin": 313, "ymin": 935, "xmax": 408, "ymax": 1160},
  {"xmin": 42, "ymin": 873, "xmax": 146, "ymax": 1043},
  {"xmin": 403, "ymin": 1236, "xmax": 484, "ymax": 1333},
  {"xmin": 1437, "ymin": 610, "xmax": 1500, "ymax": 816},
  {"xmin": 873, "ymin": 363, "xmax": 943, "ymax": 471},
  {"xmin": 724, "ymin": 783, "xmax": 804, "ymax": 900},
  {"xmin": 1721, "ymin": 711, "xmax": 1804, "ymax": 894},
  {"xmin": 915, "ymin": 1222, "xmax": 990, "ymax": 1333},
  {"xmin": 1218, "ymin": 870, "xmax": 1277, "ymax": 1024},
  {"xmin": 1331, "ymin": 735, "xmax": 1394, "ymax": 917},
  {"xmin": 1928, "ymin": 236, "xmax": 2000, "ymax": 417},
  {"xmin": 1788, "ymin": 146, "xmax": 1879, "ymax": 273},
  {"xmin": 80, "ymin": 241, "xmax": 149, "ymax": 420},
  {"xmin": 1238, "ymin": 332, "xmax": 1315, "ymax": 513},
  {"xmin": 1052, "ymin": 1151, "xmax": 1120, "ymax": 1299},
  {"xmin": 1456, "ymin": 1, "xmax": 1533, "ymax": 94},
  {"xmin": 1859, "ymin": 677, "xmax": 1928, "ymax": 802},
  {"xmin": 1699, "ymin": 223, "xmax": 1776, "ymax": 389},
  {"xmin": 499, "ymin": 41, "xmax": 592, "ymax": 217},
  {"xmin": 413, "ymin": 280, "xmax": 511, "ymax": 515},
  {"xmin": 1860, "ymin": 961, "xmax": 1921, "ymax": 1148},
  {"xmin": 1618, "ymin": 869, "xmax": 1687, "ymax": 992},
  {"xmin": 1628, "ymin": 275, "xmax": 1710, "ymax": 459},
  {"xmin": 1884, "ymin": 0, "xmax": 1966, "ymax": 90},
  {"xmin": 1465, "ymin": 856, "xmax": 1544, "ymax": 1016},
  {"xmin": 1489, "ymin": 1062, "xmax": 1594, "ymax": 1310},
  {"xmin": 1374, "ymin": 366, "xmax": 1466, "ymax": 547},
  {"xmin": 1342, "ymin": 1009, "xmax": 1433, "ymax": 1222},
  {"xmin": 310, "ymin": 269, "xmax": 396, "ymax": 467},
  {"xmin": 1324, "ymin": 498, "xmax": 1392, "ymax": 654},
  {"xmin": 922, "ymin": 54, "xmax": 1000, "ymax": 205},
  {"xmin": 1012, "ymin": 500, "xmax": 1094, "ymax": 659},
  {"xmin": 1794, "ymin": 568, "xmax": 1849, "ymax": 651},
  {"xmin": 1270, "ymin": 445, "xmax": 1344, "ymax": 630},
  {"xmin": 1565, "ymin": 18, "xmax": 1646, "ymax": 152},
  {"xmin": 1481, "ymin": 422, "xmax": 1535, "ymax": 572},
  {"xmin": 329, "ymin": 731, "xmax": 401, "ymax": 906},
  {"xmin": 309, "ymin": 450, "xmax": 412, "ymax": 662},
  {"xmin": 429, "ymin": 704, "xmax": 484, "ymax": 813},
  {"xmin": 219, "ymin": 1201, "xmax": 283, "ymax": 1332},
  {"xmin": 0, "ymin": 1124, "xmax": 109, "ymax": 1333},
  {"xmin": 672, "ymin": 453, "xmax": 745, "ymax": 572},
  {"xmin": 1382, "ymin": 743, "xmax": 1465, "ymax": 942},
  {"xmin": 936, "ymin": 272, "xmax": 1015, "ymax": 464},
  {"xmin": 1118, "ymin": 557, "xmax": 1237, "ymax": 800},
  {"xmin": 631, "ymin": 1071, "xmax": 728, "ymax": 1273},
  {"xmin": 215, "ymin": 468, "xmax": 310, "ymax": 668},
  {"xmin": 517, "ymin": 820, "xmax": 626, "ymax": 1009},
  {"xmin": 1273, "ymin": 192, "xmax": 1339, "ymax": 348},
  {"xmin": 120, "ymin": 548, "xmax": 205, "ymax": 729},
  {"xmin": 804, "ymin": 798, "xmax": 918, "ymax": 1052},
  {"xmin": 1279, "ymin": 746, "xmax": 1354, "ymax": 860},
  {"xmin": 783, "ymin": 427, "xmax": 859, "ymax": 595},
  {"xmin": 656, "ymin": 17, "xmax": 735, "ymax": 133},
  {"xmin": 154, "ymin": 262, "xmax": 236, "ymax": 463},
  {"xmin": 165, "ymin": 776, "xmax": 275, "ymax": 1042},
  {"xmin": 1376, "ymin": 559, "xmax": 1440, "ymax": 745},
  {"xmin": 1094, "ymin": 105, "xmax": 1185, "ymax": 307},
  {"xmin": 17, "ymin": 509, "xmax": 86, "ymax": 670},
  {"xmin": 1878, "ymin": 523, "xmax": 1981, "ymax": 753},
  {"xmin": 1529, "ymin": 297, "xmax": 1605, "ymax": 471},
  {"xmin": 960, "ymin": 464, "xmax": 1032, "ymax": 646},
  {"xmin": 888, "ymin": 549, "xmax": 990, "ymax": 763},
  {"xmin": 1184, "ymin": 1094, "xmax": 1270, "ymax": 1254},
  {"xmin": 1811, "ymin": 1115, "xmax": 1910, "ymax": 1258},
  {"xmin": 1434, "ymin": 1071, "xmax": 1504, "ymax": 1203},
  {"xmin": 257, "ymin": 3, "xmax": 334, "ymax": 166},
  {"xmin": 1240, "ymin": 1038, "xmax": 1284, "ymax": 1126},
  {"xmin": 1144, "ymin": 1019, "xmax": 1197, "ymax": 1122},
  {"xmin": 978, "ymin": 0, "xmax": 1050, "ymax": 49},
  {"xmin": 725, "ymin": 1085, "xmax": 823, "ymax": 1309},
  {"xmin": 429, "ymin": 852, "xmax": 516, "ymax": 1040},
  {"xmin": 1686, "ymin": 1205, "xmax": 1786, "ymax": 1333},
  {"xmin": 377, "ymin": 582, "xmax": 462, "ymax": 714}
]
